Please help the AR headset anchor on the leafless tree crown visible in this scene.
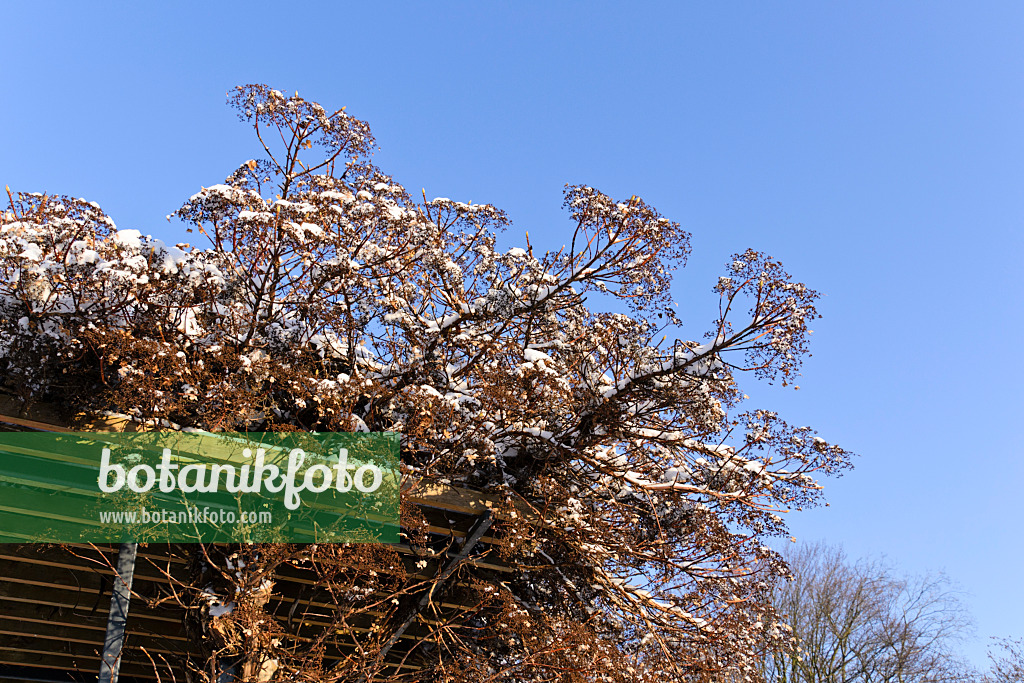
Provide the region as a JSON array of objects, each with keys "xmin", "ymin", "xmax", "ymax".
[{"xmin": 761, "ymin": 542, "xmax": 974, "ymax": 683}]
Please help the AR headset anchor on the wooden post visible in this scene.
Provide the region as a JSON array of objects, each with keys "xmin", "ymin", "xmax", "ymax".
[{"xmin": 98, "ymin": 542, "xmax": 138, "ymax": 683}]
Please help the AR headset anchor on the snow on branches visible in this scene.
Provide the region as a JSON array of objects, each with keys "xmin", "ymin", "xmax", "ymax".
[{"xmin": 0, "ymin": 84, "xmax": 852, "ymax": 683}]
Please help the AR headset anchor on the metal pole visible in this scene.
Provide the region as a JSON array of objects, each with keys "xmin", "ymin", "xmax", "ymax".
[{"xmin": 98, "ymin": 542, "xmax": 138, "ymax": 683}]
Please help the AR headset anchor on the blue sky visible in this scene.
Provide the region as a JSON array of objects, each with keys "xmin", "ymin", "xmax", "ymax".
[{"xmin": 3, "ymin": 2, "xmax": 1022, "ymax": 666}]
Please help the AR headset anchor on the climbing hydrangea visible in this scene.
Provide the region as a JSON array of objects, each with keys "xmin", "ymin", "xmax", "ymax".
[{"xmin": 0, "ymin": 84, "xmax": 852, "ymax": 683}]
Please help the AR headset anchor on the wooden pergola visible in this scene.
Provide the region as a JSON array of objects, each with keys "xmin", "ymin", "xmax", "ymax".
[{"xmin": 0, "ymin": 397, "xmax": 517, "ymax": 683}]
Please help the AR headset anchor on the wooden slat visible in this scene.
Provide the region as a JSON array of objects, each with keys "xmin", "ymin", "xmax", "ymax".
[
  {"xmin": 0, "ymin": 600, "xmax": 186, "ymax": 642},
  {"xmin": 0, "ymin": 618, "xmax": 177, "ymax": 657},
  {"xmin": 0, "ymin": 543, "xmax": 498, "ymax": 608},
  {"xmin": 0, "ymin": 582, "xmax": 184, "ymax": 628},
  {"xmin": 0, "ymin": 643, "xmax": 182, "ymax": 680}
]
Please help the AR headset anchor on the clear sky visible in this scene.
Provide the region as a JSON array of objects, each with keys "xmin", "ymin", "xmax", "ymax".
[{"xmin": 2, "ymin": 1, "xmax": 1021, "ymax": 666}]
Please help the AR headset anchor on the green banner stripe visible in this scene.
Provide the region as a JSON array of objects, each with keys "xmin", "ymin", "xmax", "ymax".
[{"xmin": 0, "ymin": 432, "xmax": 400, "ymax": 543}]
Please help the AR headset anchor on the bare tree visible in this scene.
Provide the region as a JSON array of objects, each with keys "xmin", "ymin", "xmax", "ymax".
[
  {"xmin": 761, "ymin": 542, "xmax": 973, "ymax": 683},
  {"xmin": 1, "ymin": 85, "xmax": 854, "ymax": 682},
  {"xmin": 980, "ymin": 637, "xmax": 1024, "ymax": 683}
]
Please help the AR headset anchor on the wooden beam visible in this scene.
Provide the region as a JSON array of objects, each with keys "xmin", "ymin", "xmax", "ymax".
[{"xmin": 375, "ymin": 510, "xmax": 494, "ymax": 666}]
